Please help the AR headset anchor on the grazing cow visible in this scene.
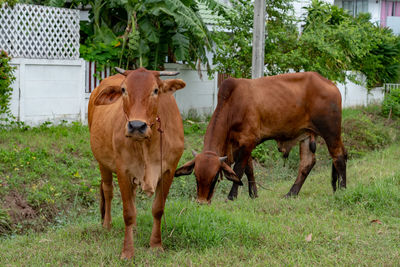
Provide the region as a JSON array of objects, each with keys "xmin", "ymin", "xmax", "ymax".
[
  {"xmin": 175, "ymin": 72, "xmax": 347, "ymax": 203},
  {"xmin": 88, "ymin": 67, "xmax": 185, "ymax": 259}
]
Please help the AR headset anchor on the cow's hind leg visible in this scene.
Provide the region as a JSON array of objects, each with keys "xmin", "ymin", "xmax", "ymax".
[
  {"xmin": 150, "ymin": 170, "xmax": 174, "ymax": 250},
  {"xmin": 245, "ymin": 157, "xmax": 258, "ymax": 198},
  {"xmin": 99, "ymin": 164, "xmax": 113, "ymax": 229},
  {"xmin": 285, "ymin": 138, "xmax": 316, "ymax": 197},
  {"xmin": 329, "ymin": 142, "xmax": 347, "ymax": 191}
]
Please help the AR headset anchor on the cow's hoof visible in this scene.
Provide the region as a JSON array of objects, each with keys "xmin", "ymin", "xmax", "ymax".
[
  {"xmin": 227, "ymin": 195, "xmax": 236, "ymax": 201},
  {"xmin": 120, "ymin": 249, "xmax": 134, "ymax": 260},
  {"xmin": 150, "ymin": 244, "xmax": 164, "ymax": 253},
  {"xmin": 249, "ymin": 191, "xmax": 258, "ymax": 199},
  {"xmin": 284, "ymin": 192, "xmax": 297, "ymax": 198},
  {"xmin": 102, "ymin": 222, "xmax": 112, "ymax": 230}
]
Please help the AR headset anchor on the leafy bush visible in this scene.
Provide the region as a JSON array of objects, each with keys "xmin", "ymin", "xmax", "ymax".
[
  {"xmin": 382, "ymin": 88, "xmax": 400, "ymax": 118},
  {"xmin": 0, "ymin": 50, "xmax": 15, "ymax": 116},
  {"xmin": 342, "ymin": 111, "xmax": 394, "ymax": 157}
]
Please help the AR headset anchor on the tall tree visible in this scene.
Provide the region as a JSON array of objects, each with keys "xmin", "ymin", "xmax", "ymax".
[{"xmin": 213, "ymin": 0, "xmax": 298, "ymax": 78}]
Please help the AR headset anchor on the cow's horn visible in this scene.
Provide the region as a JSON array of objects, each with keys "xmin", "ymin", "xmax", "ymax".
[
  {"xmin": 219, "ymin": 156, "xmax": 227, "ymax": 162},
  {"xmin": 159, "ymin": 71, "xmax": 180, "ymax": 76},
  {"xmin": 192, "ymin": 150, "xmax": 198, "ymax": 157},
  {"xmin": 115, "ymin": 67, "xmax": 126, "ymax": 74}
]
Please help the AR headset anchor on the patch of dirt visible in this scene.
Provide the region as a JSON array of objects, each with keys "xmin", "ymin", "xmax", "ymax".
[{"xmin": 3, "ymin": 191, "xmax": 37, "ymax": 223}]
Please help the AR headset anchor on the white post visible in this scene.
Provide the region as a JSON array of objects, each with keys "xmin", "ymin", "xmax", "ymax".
[
  {"xmin": 251, "ymin": 0, "xmax": 266, "ymax": 79},
  {"xmin": 79, "ymin": 59, "xmax": 86, "ymax": 123},
  {"xmin": 19, "ymin": 59, "xmax": 26, "ymax": 122}
]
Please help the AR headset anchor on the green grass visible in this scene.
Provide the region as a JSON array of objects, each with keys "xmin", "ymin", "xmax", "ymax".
[{"xmin": 0, "ymin": 107, "xmax": 400, "ymax": 265}]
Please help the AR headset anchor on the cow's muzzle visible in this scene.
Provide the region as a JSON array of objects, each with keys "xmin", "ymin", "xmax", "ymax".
[
  {"xmin": 196, "ymin": 198, "xmax": 211, "ymax": 205},
  {"xmin": 127, "ymin": 120, "xmax": 147, "ymax": 134},
  {"xmin": 126, "ymin": 120, "xmax": 150, "ymax": 139}
]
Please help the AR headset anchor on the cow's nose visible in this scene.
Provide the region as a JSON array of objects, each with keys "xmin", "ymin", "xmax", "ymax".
[
  {"xmin": 196, "ymin": 198, "xmax": 210, "ymax": 205},
  {"xmin": 128, "ymin": 120, "xmax": 147, "ymax": 133}
]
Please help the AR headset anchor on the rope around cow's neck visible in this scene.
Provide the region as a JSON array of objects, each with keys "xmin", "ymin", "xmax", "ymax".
[{"xmin": 156, "ymin": 116, "xmax": 168, "ymax": 230}]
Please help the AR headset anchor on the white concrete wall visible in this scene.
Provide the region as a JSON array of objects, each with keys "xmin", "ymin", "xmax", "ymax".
[
  {"xmin": 165, "ymin": 63, "xmax": 218, "ymax": 117},
  {"xmin": 336, "ymin": 75, "xmax": 385, "ymax": 107},
  {"xmin": 9, "ymin": 58, "xmax": 86, "ymax": 125},
  {"xmin": 10, "ymin": 60, "xmax": 382, "ymax": 126},
  {"xmin": 368, "ymin": 0, "xmax": 381, "ymax": 24}
]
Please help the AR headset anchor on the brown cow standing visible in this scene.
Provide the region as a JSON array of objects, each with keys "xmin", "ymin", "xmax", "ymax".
[
  {"xmin": 175, "ymin": 72, "xmax": 347, "ymax": 203},
  {"xmin": 88, "ymin": 68, "xmax": 185, "ymax": 259}
]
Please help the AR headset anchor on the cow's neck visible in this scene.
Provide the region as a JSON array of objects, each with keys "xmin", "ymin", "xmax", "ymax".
[{"xmin": 203, "ymin": 107, "xmax": 230, "ymax": 156}]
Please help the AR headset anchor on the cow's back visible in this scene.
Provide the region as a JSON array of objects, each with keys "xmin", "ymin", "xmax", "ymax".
[{"xmin": 218, "ymin": 72, "xmax": 342, "ymax": 140}]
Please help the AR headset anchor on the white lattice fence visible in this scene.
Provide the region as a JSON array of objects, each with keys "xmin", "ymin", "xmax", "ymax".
[{"xmin": 0, "ymin": 4, "xmax": 80, "ymax": 59}]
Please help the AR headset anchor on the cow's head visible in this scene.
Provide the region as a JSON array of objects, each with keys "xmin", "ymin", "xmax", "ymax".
[
  {"xmin": 94, "ymin": 67, "xmax": 185, "ymax": 140},
  {"xmin": 175, "ymin": 151, "xmax": 242, "ymax": 204}
]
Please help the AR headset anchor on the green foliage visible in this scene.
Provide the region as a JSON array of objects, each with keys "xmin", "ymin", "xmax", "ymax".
[
  {"xmin": 77, "ymin": 0, "xmax": 220, "ymax": 72},
  {"xmin": 290, "ymin": 0, "xmax": 400, "ymax": 87},
  {"xmin": 382, "ymin": 89, "xmax": 400, "ymax": 118},
  {"xmin": 0, "ymin": 0, "xmax": 19, "ymax": 6},
  {"xmin": 213, "ymin": 0, "xmax": 298, "ymax": 78},
  {"xmin": 19, "ymin": 0, "xmax": 223, "ymax": 72},
  {"xmin": 213, "ymin": 0, "xmax": 400, "ymax": 88},
  {"xmin": 341, "ymin": 110, "xmax": 395, "ymax": 157},
  {"xmin": 0, "ymin": 50, "xmax": 15, "ymax": 116},
  {"xmin": 0, "ymin": 0, "xmax": 18, "ymax": 6}
]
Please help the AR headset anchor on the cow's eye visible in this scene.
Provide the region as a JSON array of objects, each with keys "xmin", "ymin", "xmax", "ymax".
[
  {"xmin": 121, "ymin": 88, "xmax": 126, "ymax": 94},
  {"xmin": 153, "ymin": 88, "xmax": 159, "ymax": 95}
]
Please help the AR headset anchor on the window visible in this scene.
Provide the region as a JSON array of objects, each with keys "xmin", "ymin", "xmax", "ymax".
[{"xmin": 342, "ymin": 0, "xmax": 368, "ymax": 16}]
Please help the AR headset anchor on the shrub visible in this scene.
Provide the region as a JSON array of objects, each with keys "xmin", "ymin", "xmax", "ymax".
[
  {"xmin": 0, "ymin": 50, "xmax": 15, "ymax": 116},
  {"xmin": 342, "ymin": 112, "xmax": 393, "ymax": 157},
  {"xmin": 382, "ymin": 88, "xmax": 400, "ymax": 118}
]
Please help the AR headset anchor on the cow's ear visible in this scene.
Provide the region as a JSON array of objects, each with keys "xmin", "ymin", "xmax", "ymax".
[
  {"xmin": 220, "ymin": 162, "xmax": 243, "ymax": 185},
  {"xmin": 162, "ymin": 79, "xmax": 186, "ymax": 93},
  {"xmin": 174, "ymin": 159, "xmax": 195, "ymax": 177},
  {"xmin": 94, "ymin": 86, "xmax": 122, "ymax": 106}
]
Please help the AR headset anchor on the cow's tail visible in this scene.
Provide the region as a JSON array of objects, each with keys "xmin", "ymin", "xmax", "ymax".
[{"xmin": 100, "ymin": 180, "xmax": 105, "ymax": 220}]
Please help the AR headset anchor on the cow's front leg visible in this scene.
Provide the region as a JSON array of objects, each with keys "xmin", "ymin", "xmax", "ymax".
[
  {"xmin": 150, "ymin": 170, "xmax": 174, "ymax": 249},
  {"xmin": 117, "ymin": 170, "xmax": 137, "ymax": 260},
  {"xmin": 228, "ymin": 145, "xmax": 253, "ymax": 200}
]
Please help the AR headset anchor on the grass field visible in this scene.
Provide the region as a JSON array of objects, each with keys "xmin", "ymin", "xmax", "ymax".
[{"xmin": 0, "ymin": 106, "xmax": 400, "ymax": 266}]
